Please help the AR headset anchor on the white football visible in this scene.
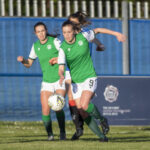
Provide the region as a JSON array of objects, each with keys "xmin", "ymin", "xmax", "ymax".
[{"xmin": 48, "ymin": 94, "xmax": 65, "ymax": 111}]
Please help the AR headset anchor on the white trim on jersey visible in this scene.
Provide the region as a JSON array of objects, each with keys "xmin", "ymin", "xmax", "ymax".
[
  {"xmin": 29, "ymin": 44, "xmax": 37, "ymax": 59},
  {"xmin": 54, "ymin": 38, "xmax": 61, "ymax": 51},
  {"xmin": 58, "ymin": 30, "xmax": 95, "ymax": 65},
  {"xmin": 58, "ymin": 48, "xmax": 66, "ymax": 65},
  {"xmin": 82, "ymin": 30, "xmax": 95, "ymax": 42}
]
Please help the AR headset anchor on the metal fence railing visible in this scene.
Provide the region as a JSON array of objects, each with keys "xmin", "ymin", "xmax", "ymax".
[{"xmin": 0, "ymin": 0, "xmax": 149, "ymax": 18}]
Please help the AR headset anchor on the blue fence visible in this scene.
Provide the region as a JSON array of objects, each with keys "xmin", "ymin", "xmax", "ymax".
[
  {"xmin": 129, "ymin": 19, "xmax": 150, "ymax": 75},
  {"xmin": 0, "ymin": 17, "xmax": 123, "ymax": 75},
  {"xmin": 0, "ymin": 17, "xmax": 150, "ymax": 123}
]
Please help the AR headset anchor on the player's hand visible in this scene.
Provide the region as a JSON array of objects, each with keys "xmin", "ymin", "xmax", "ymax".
[
  {"xmin": 96, "ymin": 44, "xmax": 105, "ymax": 51},
  {"xmin": 17, "ymin": 56, "xmax": 24, "ymax": 62},
  {"xmin": 116, "ymin": 33, "xmax": 126, "ymax": 42},
  {"xmin": 49, "ymin": 57, "xmax": 58, "ymax": 65}
]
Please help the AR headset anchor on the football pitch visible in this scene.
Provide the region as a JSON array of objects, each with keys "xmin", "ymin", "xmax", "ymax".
[{"xmin": 0, "ymin": 121, "xmax": 150, "ymax": 150}]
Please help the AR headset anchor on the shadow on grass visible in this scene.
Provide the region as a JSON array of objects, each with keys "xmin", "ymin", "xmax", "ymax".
[
  {"xmin": 141, "ymin": 127, "xmax": 150, "ymax": 131},
  {"xmin": 1, "ymin": 134, "xmax": 150, "ymax": 144},
  {"xmin": 108, "ymin": 136, "xmax": 150, "ymax": 142},
  {"xmin": 78, "ymin": 135, "xmax": 150, "ymax": 142}
]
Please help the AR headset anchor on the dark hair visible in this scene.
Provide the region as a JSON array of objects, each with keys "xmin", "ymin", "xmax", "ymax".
[
  {"xmin": 34, "ymin": 22, "xmax": 47, "ymax": 31},
  {"xmin": 68, "ymin": 11, "xmax": 91, "ymax": 27},
  {"xmin": 62, "ymin": 20, "xmax": 80, "ymax": 32},
  {"xmin": 34, "ymin": 22, "xmax": 58, "ymax": 38}
]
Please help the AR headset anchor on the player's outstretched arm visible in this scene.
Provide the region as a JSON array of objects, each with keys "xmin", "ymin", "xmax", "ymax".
[
  {"xmin": 93, "ymin": 28, "xmax": 126, "ymax": 42},
  {"xmin": 17, "ymin": 56, "xmax": 33, "ymax": 68}
]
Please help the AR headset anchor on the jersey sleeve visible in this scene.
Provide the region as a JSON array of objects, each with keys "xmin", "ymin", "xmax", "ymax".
[
  {"xmin": 54, "ymin": 38, "xmax": 61, "ymax": 51},
  {"xmin": 29, "ymin": 44, "xmax": 37, "ymax": 60},
  {"xmin": 82, "ymin": 30, "xmax": 95, "ymax": 42},
  {"xmin": 58, "ymin": 48, "xmax": 66, "ymax": 65}
]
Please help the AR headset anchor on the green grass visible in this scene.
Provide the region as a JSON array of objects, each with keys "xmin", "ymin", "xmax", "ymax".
[{"xmin": 0, "ymin": 121, "xmax": 150, "ymax": 150}]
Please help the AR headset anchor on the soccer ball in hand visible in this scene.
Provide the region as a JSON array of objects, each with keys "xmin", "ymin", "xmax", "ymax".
[{"xmin": 48, "ymin": 94, "xmax": 65, "ymax": 111}]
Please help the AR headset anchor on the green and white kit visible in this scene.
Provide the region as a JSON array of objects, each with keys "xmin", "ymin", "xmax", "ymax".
[
  {"xmin": 58, "ymin": 30, "xmax": 97, "ymax": 99},
  {"xmin": 29, "ymin": 36, "xmax": 65, "ymax": 91},
  {"xmin": 58, "ymin": 30, "xmax": 97, "ymax": 83}
]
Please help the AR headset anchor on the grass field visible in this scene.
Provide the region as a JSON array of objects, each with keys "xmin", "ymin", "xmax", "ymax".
[{"xmin": 0, "ymin": 121, "xmax": 150, "ymax": 150}]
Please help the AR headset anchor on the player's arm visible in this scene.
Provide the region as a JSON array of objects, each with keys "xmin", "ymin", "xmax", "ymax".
[
  {"xmin": 17, "ymin": 44, "xmax": 36, "ymax": 68},
  {"xmin": 58, "ymin": 48, "xmax": 66, "ymax": 85},
  {"xmin": 17, "ymin": 56, "xmax": 33, "ymax": 68},
  {"xmin": 91, "ymin": 38, "xmax": 105, "ymax": 51},
  {"xmin": 49, "ymin": 38, "xmax": 61, "ymax": 65},
  {"xmin": 93, "ymin": 28, "xmax": 126, "ymax": 42},
  {"xmin": 59, "ymin": 65, "xmax": 65, "ymax": 85}
]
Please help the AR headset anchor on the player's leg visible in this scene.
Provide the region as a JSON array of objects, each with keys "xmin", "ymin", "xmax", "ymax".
[
  {"xmin": 86, "ymin": 102, "xmax": 109, "ymax": 135},
  {"xmin": 55, "ymin": 80, "xmax": 66, "ymax": 140},
  {"xmin": 82, "ymin": 77, "xmax": 109, "ymax": 135},
  {"xmin": 65, "ymin": 78, "xmax": 84, "ymax": 140},
  {"xmin": 40, "ymin": 82, "xmax": 54, "ymax": 141},
  {"xmin": 72, "ymin": 80, "xmax": 107, "ymax": 141},
  {"xmin": 75, "ymin": 92, "xmax": 107, "ymax": 142}
]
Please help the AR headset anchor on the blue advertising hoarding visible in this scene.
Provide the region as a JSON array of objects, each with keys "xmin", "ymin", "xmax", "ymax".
[{"xmin": 92, "ymin": 76, "xmax": 150, "ymax": 125}]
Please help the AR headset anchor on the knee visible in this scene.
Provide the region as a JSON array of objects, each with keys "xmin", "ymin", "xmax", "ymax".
[{"xmin": 81, "ymin": 103, "xmax": 88, "ymax": 111}]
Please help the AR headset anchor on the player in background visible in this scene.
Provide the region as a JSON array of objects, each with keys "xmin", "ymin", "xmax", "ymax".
[
  {"xmin": 68, "ymin": 11, "xmax": 105, "ymax": 51},
  {"xmin": 58, "ymin": 20, "xmax": 126, "ymax": 142},
  {"xmin": 17, "ymin": 22, "xmax": 66, "ymax": 141}
]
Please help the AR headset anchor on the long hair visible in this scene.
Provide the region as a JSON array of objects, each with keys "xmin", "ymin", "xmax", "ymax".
[
  {"xmin": 34, "ymin": 22, "xmax": 58, "ymax": 38},
  {"xmin": 68, "ymin": 11, "xmax": 91, "ymax": 28}
]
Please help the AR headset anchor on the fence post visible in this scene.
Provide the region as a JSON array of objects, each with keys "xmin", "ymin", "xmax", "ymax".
[
  {"xmin": 144, "ymin": 2, "xmax": 149, "ymax": 19},
  {"xmin": 17, "ymin": 0, "xmax": 21, "ymax": 16},
  {"xmin": 65, "ymin": 0, "xmax": 70, "ymax": 17},
  {"xmin": 90, "ymin": 0, "xmax": 95, "ymax": 18},
  {"xmin": 41, "ymin": 0, "xmax": 46, "ymax": 17},
  {"xmin": 73, "ymin": 0, "xmax": 78, "ymax": 13},
  {"xmin": 33, "ymin": 0, "xmax": 38, "ymax": 17},
  {"xmin": 106, "ymin": 1, "xmax": 111, "ymax": 18},
  {"xmin": 9, "ymin": 0, "xmax": 13, "ymax": 16},
  {"xmin": 136, "ymin": 1, "xmax": 141, "ymax": 18},
  {"xmin": 25, "ymin": 0, "xmax": 30, "ymax": 17},
  {"xmin": 122, "ymin": 1, "xmax": 129, "ymax": 75},
  {"xmin": 58, "ymin": 0, "xmax": 62, "ymax": 17},
  {"xmin": 98, "ymin": 0, "xmax": 103, "ymax": 18},
  {"xmin": 129, "ymin": 1, "xmax": 133, "ymax": 18},
  {"xmin": 1, "ymin": 0, "xmax": 5, "ymax": 16},
  {"xmin": 81, "ymin": 1, "xmax": 86, "ymax": 13},
  {"xmin": 50, "ymin": 0, "xmax": 54, "ymax": 17},
  {"xmin": 114, "ymin": 1, "xmax": 119, "ymax": 18}
]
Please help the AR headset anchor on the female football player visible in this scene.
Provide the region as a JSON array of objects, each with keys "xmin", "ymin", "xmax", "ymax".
[
  {"xmin": 49, "ymin": 11, "xmax": 108, "ymax": 140},
  {"xmin": 58, "ymin": 20, "xmax": 126, "ymax": 141},
  {"xmin": 66, "ymin": 11, "xmax": 105, "ymax": 140},
  {"xmin": 17, "ymin": 22, "xmax": 66, "ymax": 141}
]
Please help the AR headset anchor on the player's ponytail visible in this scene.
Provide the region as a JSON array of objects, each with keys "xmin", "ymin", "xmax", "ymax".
[{"xmin": 69, "ymin": 11, "xmax": 91, "ymax": 28}]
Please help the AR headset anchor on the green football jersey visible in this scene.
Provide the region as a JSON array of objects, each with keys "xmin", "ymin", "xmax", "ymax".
[
  {"xmin": 60, "ymin": 31, "xmax": 96, "ymax": 83},
  {"xmin": 29, "ymin": 36, "xmax": 60, "ymax": 83}
]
